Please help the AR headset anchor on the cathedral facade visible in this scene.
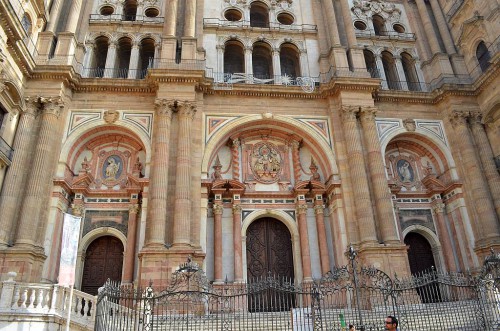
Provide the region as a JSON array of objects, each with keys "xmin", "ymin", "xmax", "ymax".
[{"xmin": 0, "ymin": 0, "xmax": 499, "ymax": 294}]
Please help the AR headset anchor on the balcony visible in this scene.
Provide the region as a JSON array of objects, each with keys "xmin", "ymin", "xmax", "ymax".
[
  {"xmin": 89, "ymin": 14, "xmax": 164, "ymax": 24},
  {"xmin": 203, "ymin": 18, "xmax": 317, "ymax": 33},
  {"xmin": 0, "ymin": 136, "xmax": 13, "ymax": 168},
  {"xmin": 355, "ymin": 29, "xmax": 416, "ymax": 41}
]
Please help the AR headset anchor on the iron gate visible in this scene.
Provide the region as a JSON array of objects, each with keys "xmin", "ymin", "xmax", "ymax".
[{"xmin": 95, "ymin": 250, "xmax": 500, "ymax": 330}]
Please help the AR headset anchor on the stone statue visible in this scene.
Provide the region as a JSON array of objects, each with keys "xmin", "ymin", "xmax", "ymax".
[{"xmin": 105, "ymin": 157, "xmax": 120, "ymax": 180}]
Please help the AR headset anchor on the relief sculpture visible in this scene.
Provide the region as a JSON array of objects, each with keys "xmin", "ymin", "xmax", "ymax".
[{"xmin": 251, "ymin": 142, "xmax": 282, "ymax": 183}]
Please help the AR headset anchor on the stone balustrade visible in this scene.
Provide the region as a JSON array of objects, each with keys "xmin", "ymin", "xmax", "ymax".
[{"xmin": 0, "ymin": 272, "xmax": 95, "ymax": 330}]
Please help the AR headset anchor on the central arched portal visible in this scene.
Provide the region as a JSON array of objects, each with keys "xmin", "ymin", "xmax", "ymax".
[{"xmin": 246, "ymin": 217, "xmax": 294, "ymax": 312}]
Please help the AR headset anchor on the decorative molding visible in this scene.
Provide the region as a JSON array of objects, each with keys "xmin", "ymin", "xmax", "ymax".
[
  {"xmin": 122, "ymin": 112, "xmax": 153, "ymax": 139},
  {"xmin": 67, "ymin": 111, "xmax": 102, "ymax": 137},
  {"xmin": 295, "ymin": 117, "xmax": 332, "ymax": 147}
]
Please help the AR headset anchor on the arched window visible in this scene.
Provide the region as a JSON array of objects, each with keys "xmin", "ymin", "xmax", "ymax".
[
  {"xmin": 363, "ymin": 50, "xmax": 378, "ymax": 78},
  {"xmin": 476, "ymin": 41, "xmax": 491, "ymax": 72},
  {"xmin": 372, "ymin": 15, "xmax": 386, "ymax": 36},
  {"xmin": 139, "ymin": 38, "xmax": 155, "ymax": 79},
  {"xmin": 92, "ymin": 36, "xmax": 109, "ymax": 78},
  {"xmin": 252, "ymin": 42, "xmax": 273, "ymax": 80},
  {"xmin": 224, "ymin": 41, "xmax": 245, "ymax": 74},
  {"xmin": 250, "ymin": 2, "xmax": 269, "ymax": 28},
  {"xmin": 123, "ymin": 0, "xmax": 138, "ymax": 21},
  {"xmin": 280, "ymin": 43, "xmax": 300, "ymax": 78},
  {"xmin": 21, "ymin": 14, "xmax": 32, "ymax": 36},
  {"xmin": 116, "ymin": 37, "xmax": 132, "ymax": 78},
  {"xmin": 401, "ymin": 52, "xmax": 421, "ymax": 91},
  {"xmin": 381, "ymin": 51, "xmax": 400, "ymax": 90}
]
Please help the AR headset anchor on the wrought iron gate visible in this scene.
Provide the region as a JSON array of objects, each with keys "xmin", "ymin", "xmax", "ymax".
[{"xmin": 95, "ymin": 250, "xmax": 500, "ymax": 331}]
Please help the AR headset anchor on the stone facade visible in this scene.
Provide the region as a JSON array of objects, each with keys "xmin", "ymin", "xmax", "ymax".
[{"xmin": 0, "ymin": 0, "xmax": 498, "ymax": 295}]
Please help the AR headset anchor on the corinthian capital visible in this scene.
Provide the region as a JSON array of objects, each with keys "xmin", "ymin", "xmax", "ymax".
[
  {"xmin": 359, "ymin": 106, "xmax": 377, "ymax": 122},
  {"xmin": 176, "ymin": 101, "xmax": 197, "ymax": 119},
  {"xmin": 314, "ymin": 204, "xmax": 324, "ymax": 215},
  {"xmin": 296, "ymin": 204, "xmax": 308, "ymax": 214},
  {"xmin": 232, "ymin": 204, "xmax": 242, "ymax": 214},
  {"xmin": 213, "ymin": 203, "xmax": 224, "ymax": 215},
  {"xmin": 448, "ymin": 110, "xmax": 469, "ymax": 129},
  {"xmin": 23, "ymin": 96, "xmax": 42, "ymax": 117},
  {"xmin": 340, "ymin": 105, "xmax": 359, "ymax": 123},
  {"xmin": 154, "ymin": 98, "xmax": 175, "ymax": 117},
  {"xmin": 71, "ymin": 203, "xmax": 85, "ymax": 217},
  {"xmin": 469, "ymin": 110, "xmax": 483, "ymax": 126},
  {"xmin": 40, "ymin": 96, "xmax": 65, "ymax": 118},
  {"xmin": 432, "ymin": 202, "xmax": 445, "ymax": 214}
]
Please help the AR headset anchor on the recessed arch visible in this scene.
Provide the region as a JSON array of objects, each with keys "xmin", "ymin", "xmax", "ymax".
[
  {"xmin": 250, "ymin": 1, "xmax": 270, "ymax": 28},
  {"xmin": 224, "ymin": 40, "xmax": 245, "ymax": 74},
  {"xmin": 280, "ymin": 43, "xmax": 301, "ymax": 78}
]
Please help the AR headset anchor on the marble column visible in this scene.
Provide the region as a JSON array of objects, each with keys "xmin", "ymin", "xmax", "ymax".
[
  {"xmin": 165, "ymin": 0, "xmax": 178, "ymax": 36},
  {"xmin": 432, "ymin": 202, "xmax": 457, "ymax": 271},
  {"xmin": 359, "ymin": 107, "xmax": 399, "ymax": 244},
  {"xmin": 375, "ymin": 54, "xmax": 389, "ymax": 89},
  {"xmin": 128, "ymin": 42, "xmax": 140, "ymax": 79},
  {"xmin": 46, "ymin": 0, "xmax": 63, "ymax": 33},
  {"xmin": 213, "ymin": 203, "xmax": 223, "ymax": 282},
  {"xmin": 314, "ymin": 201, "xmax": 330, "ymax": 275},
  {"xmin": 340, "ymin": 106, "xmax": 378, "ymax": 244},
  {"xmin": 65, "ymin": 0, "xmax": 83, "ymax": 33},
  {"xmin": 414, "ymin": 0, "xmax": 441, "ymax": 55},
  {"xmin": 123, "ymin": 204, "xmax": 139, "ymax": 283},
  {"xmin": 245, "ymin": 47, "xmax": 253, "ymax": 82},
  {"xmin": 322, "ymin": 0, "xmax": 341, "ymax": 46},
  {"xmin": 296, "ymin": 203, "xmax": 312, "ymax": 280},
  {"xmin": 339, "ymin": 0, "xmax": 357, "ymax": 49},
  {"xmin": 272, "ymin": 49, "xmax": 281, "ymax": 84},
  {"xmin": 217, "ymin": 45, "xmax": 224, "ymax": 77},
  {"xmin": 184, "ymin": 0, "xmax": 197, "ymax": 38},
  {"xmin": 449, "ymin": 111, "xmax": 500, "ymax": 245},
  {"xmin": 15, "ymin": 97, "xmax": 65, "ymax": 249},
  {"xmin": 232, "ymin": 204, "xmax": 243, "ymax": 282},
  {"xmin": 144, "ymin": 99, "xmax": 174, "ymax": 247},
  {"xmin": 231, "ymin": 139, "xmax": 240, "ymax": 180},
  {"xmin": 172, "ymin": 101, "xmax": 197, "ymax": 246},
  {"xmin": 469, "ymin": 111, "xmax": 500, "ymax": 219},
  {"xmin": 104, "ymin": 41, "xmax": 117, "ymax": 78},
  {"xmin": 0, "ymin": 97, "xmax": 40, "ymax": 247},
  {"xmin": 429, "ymin": 0, "xmax": 456, "ymax": 55},
  {"xmin": 394, "ymin": 56, "xmax": 409, "ymax": 91}
]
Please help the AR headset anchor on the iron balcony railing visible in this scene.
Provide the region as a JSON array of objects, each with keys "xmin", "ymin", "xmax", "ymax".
[
  {"xmin": 446, "ymin": 0, "xmax": 465, "ymax": 20},
  {"xmin": 0, "ymin": 136, "xmax": 14, "ymax": 162},
  {"xmin": 89, "ymin": 14, "xmax": 165, "ymax": 24},
  {"xmin": 203, "ymin": 18, "xmax": 318, "ymax": 33},
  {"xmin": 355, "ymin": 29, "xmax": 416, "ymax": 41}
]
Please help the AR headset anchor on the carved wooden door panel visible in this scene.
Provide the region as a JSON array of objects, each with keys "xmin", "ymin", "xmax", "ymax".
[
  {"xmin": 246, "ymin": 218, "xmax": 294, "ymax": 311},
  {"xmin": 81, "ymin": 236, "xmax": 123, "ymax": 295}
]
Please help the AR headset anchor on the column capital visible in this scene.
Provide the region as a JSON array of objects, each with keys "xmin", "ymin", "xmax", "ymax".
[
  {"xmin": 232, "ymin": 138, "xmax": 240, "ymax": 148},
  {"xmin": 290, "ymin": 139, "xmax": 301, "ymax": 149},
  {"xmin": 71, "ymin": 203, "xmax": 85, "ymax": 217},
  {"xmin": 40, "ymin": 96, "xmax": 65, "ymax": 118},
  {"xmin": 23, "ymin": 96, "xmax": 42, "ymax": 117},
  {"xmin": 154, "ymin": 98, "xmax": 175, "ymax": 117},
  {"xmin": 176, "ymin": 101, "xmax": 197, "ymax": 119},
  {"xmin": 129, "ymin": 204, "xmax": 140, "ymax": 214},
  {"xmin": 314, "ymin": 204, "xmax": 324, "ymax": 215},
  {"xmin": 469, "ymin": 111, "xmax": 484, "ymax": 125},
  {"xmin": 448, "ymin": 110, "xmax": 469, "ymax": 129},
  {"xmin": 232, "ymin": 204, "xmax": 242, "ymax": 214},
  {"xmin": 296, "ymin": 204, "xmax": 308, "ymax": 215},
  {"xmin": 432, "ymin": 202, "xmax": 445, "ymax": 214},
  {"xmin": 213, "ymin": 203, "xmax": 224, "ymax": 215},
  {"xmin": 359, "ymin": 106, "xmax": 378, "ymax": 121},
  {"xmin": 340, "ymin": 105, "xmax": 359, "ymax": 122}
]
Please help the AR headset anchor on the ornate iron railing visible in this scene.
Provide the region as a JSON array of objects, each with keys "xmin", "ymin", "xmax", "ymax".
[{"xmin": 95, "ymin": 250, "xmax": 500, "ymax": 331}]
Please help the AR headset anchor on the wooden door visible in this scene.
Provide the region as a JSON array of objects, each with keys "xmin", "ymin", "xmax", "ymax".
[
  {"xmin": 246, "ymin": 218, "xmax": 294, "ymax": 311},
  {"xmin": 81, "ymin": 236, "xmax": 123, "ymax": 295}
]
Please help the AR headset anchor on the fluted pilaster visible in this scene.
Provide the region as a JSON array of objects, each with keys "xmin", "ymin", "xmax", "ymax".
[
  {"xmin": 432, "ymin": 202, "xmax": 456, "ymax": 271},
  {"xmin": 0, "ymin": 97, "xmax": 40, "ymax": 247},
  {"xmin": 359, "ymin": 107, "xmax": 399, "ymax": 244},
  {"xmin": 314, "ymin": 202, "xmax": 330, "ymax": 275},
  {"xmin": 296, "ymin": 203, "xmax": 311, "ymax": 280},
  {"xmin": 173, "ymin": 101, "xmax": 197, "ymax": 246},
  {"xmin": 123, "ymin": 204, "xmax": 139, "ymax": 283},
  {"xmin": 232, "ymin": 204, "xmax": 243, "ymax": 282},
  {"xmin": 144, "ymin": 99, "xmax": 174, "ymax": 247}
]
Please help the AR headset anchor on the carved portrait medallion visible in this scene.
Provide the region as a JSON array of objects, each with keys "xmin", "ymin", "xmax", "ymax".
[{"xmin": 250, "ymin": 142, "xmax": 283, "ymax": 184}]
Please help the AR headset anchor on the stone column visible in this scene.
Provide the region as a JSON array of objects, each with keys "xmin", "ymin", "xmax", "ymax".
[
  {"xmin": 359, "ymin": 107, "xmax": 399, "ymax": 244},
  {"xmin": 46, "ymin": 0, "xmax": 63, "ymax": 33},
  {"xmin": 213, "ymin": 203, "xmax": 223, "ymax": 282},
  {"xmin": 414, "ymin": 0, "xmax": 441, "ymax": 55},
  {"xmin": 432, "ymin": 202, "xmax": 457, "ymax": 271},
  {"xmin": 104, "ymin": 41, "xmax": 117, "ymax": 78},
  {"xmin": 322, "ymin": 0, "xmax": 341, "ymax": 46},
  {"xmin": 184, "ymin": 0, "xmax": 197, "ymax": 38},
  {"xmin": 15, "ymin": 97, "xmax": 65, "ymax": 249},
  {"xmin": 339, "ymin": 0, "xmax": 357, "ymax": 49},
  {"xmin": 375, "ymin": 54, "xmax": 389, "ymax": 89},
  {"xmin": 64, "ymin": 0, "xmax": 83, "ymax": 33},
  {"xmin": 296, "ymin": 203, "xmax": 312, "ymax": 280},
  {"xmin": 144, "ymin": 99, "xmax": 174, "ymax": 247},
  {"xmin": 449, "ymin": 111, "xmax": 500, "ymax": 245},
  {"xmin": 172, "ymin": 101, "xmax": 197, "ymax": 246},
  {"xmin": 165, "ymin": 0, "xmax": 178, "ymax": 36},
  {"xmin": 272, "ymin": 49, "xmax": 281, "ymax": 84},
  {"xmin": 0, "ymin": 97, "xmax": 40, "ymax": 247},
  {"xmin": 128, "ymin": 42, "xmax": 140, "ymax": 79},
  {"xmin": 429, "ymin": 0, "xmax": 456, "ymax": 55},
  {"xmin": 314, "ymin": 200, "xmax": 330, "ymax": 275},
  {"xmin": 340, "ymin": 106, "xmax": 378, "ymax": 244},
  {"xmin": 217, "ymin": 45, "xmax": 224, "ymax": 77},
  {"xmin": 83, "ymin": 43, "xmax": 95, "ymax": 78},
  {"xmin": 394, "ymin": 56, "xmax": 409, "ymax": 91},
  {"xmin": 232, "ymin": 204, "xmax": 243, "ymax": 282},
  {"xmin": 231, "ymin": 139, "xmax": 241, "ymax": 180},
  {"xmin": 469, "ymin": 111, "xmax": 500, "ymax": 219},
  {"xmin": 123, "ymin": 204, "xmax": 140, "ymax": 283}
]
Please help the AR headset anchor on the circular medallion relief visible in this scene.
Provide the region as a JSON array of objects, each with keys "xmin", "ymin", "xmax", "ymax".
[
  {"xmin": 250, "ymin": 142, "xmax": 283, "ymax": 184},
  {"xmin": 103, "ymin": 155, "xmax": 123, "ymax": 182}
]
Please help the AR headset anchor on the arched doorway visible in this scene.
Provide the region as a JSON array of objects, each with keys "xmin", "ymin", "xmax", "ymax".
[
  {"xmin": 404, "ymin": 232, "xmax": 441, "ymax": 302},
  {"xmin": 246, "ymin": 218, "xmax": 294, "ymax": 312},
  {"xmin": 81, "ymin": 236, "xmax": 124, "ymax": 295}
]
